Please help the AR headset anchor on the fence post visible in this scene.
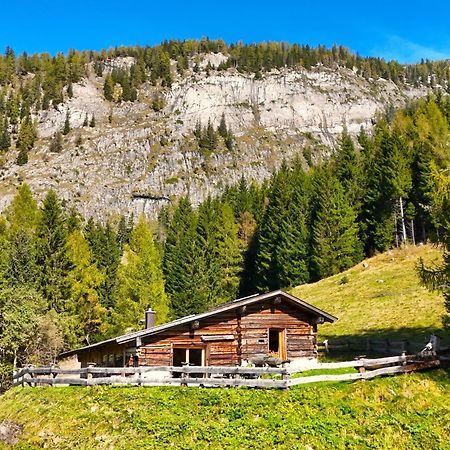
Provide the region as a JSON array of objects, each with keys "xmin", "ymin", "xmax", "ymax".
[{"xmin": 87, "ymin": 363, "xmax": 95, "ymax": 385}]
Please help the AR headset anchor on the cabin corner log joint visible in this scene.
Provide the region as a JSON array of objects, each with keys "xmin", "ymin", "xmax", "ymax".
[{"xmin": 59, "ymin": 290, "xmax": 337, "ymax": 371}]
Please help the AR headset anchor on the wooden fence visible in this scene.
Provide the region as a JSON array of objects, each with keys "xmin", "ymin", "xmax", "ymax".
[
  {"xmin": 319, "ymin": 335, "xmax": 445, "ymax": 356},
  {"xmin": 12, "ymin": 354, "xmax": 439, "ymax": 390}
]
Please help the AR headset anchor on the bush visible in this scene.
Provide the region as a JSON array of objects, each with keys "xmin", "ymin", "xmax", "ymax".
[{"xmin": 0, "ymin": 361, "xmax": 13, "ymax": 393}]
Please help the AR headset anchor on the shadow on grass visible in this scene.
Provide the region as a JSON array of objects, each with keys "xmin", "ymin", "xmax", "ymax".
[
  {"xmin": 318, "ymin": 326, "xmax": 450, "ymax": 362},
  {"xmin": 321, "ymin": 326, "xmax": 450, "ymax": 344}
]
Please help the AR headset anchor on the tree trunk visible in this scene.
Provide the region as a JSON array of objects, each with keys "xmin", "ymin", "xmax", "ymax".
[{"xmin": 399, "ymin": 197, "xmax": 407, "ymax": 245}]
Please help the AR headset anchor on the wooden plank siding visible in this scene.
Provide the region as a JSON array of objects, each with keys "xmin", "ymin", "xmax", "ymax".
[
  {"xmin": 77, "ymin": 301, "xmax": 318, "ymax": 368},
  {"xmin": 134, "ymin": 302, "xmax": 317, "ymax": 367}
]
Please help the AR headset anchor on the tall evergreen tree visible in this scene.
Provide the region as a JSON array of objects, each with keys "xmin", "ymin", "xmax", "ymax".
[
  {"xmin": 62, "ymin": 111, "xmax": 71, "ymax": 135},
  {"xmin": 112, "ymin": 216, "xmax": 168, "ymax": 334},
  {"xmin": 67, "ymin": 230, "xmax": 106, "ymax": 344},
  {"xmin": 310, "ymin": 165, "xmax": 362, "ymax": 280},
  {"xmin": 85, "ymin": 220, "xmax": 121, "ymax": 310},
  {"xmin": 163, "ymin": 197, "xmax": 207, "ymax": 318},
  {"xmin": 35, "ymin": 190, "xmax": 72, "ymax": 312},
  {"xmin": 255, "ymin": 161, "xmax": 311, "ymax": 291}
]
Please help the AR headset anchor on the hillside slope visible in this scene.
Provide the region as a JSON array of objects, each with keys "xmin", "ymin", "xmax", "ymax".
[
  {"xmin": 0, "ymin": 61, "xmax": 426, "ymax": 220},
  {"xmin": 0, "ymin": 371, "xmax": 448, "ymax": 449},
  {"xmin": 291, "ymin": 245, "xmax": 447, "ymax": 341}
]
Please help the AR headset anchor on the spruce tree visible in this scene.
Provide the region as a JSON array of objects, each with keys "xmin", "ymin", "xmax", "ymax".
[
  {"xmin": 85, "ymin": 220, "xmax": 121, "ymax": 310},
  {"xmin": 35, "ymin": 190, "xmax": 72, "ymax": 312},
  {"xmin": 103, "ymin": 75, "xmax": 114, "ymax": 101},
  {"xmin": 255, "ymin": 161, "xmax": 311, "ymax": 291},
  {"xmin": 310, "ymin": 165, "xmax": 363, "ymax": 280},
  {"xmin": 163, "ymin": 197, "xmax": 207, "ymax": 318},
  {"xmin": 62, "ymin": 111, "xmax": 71, "ymax": 135},
  {"xmin": 49, "ymin": 131, "xmax": 63, "ymax": 153}
]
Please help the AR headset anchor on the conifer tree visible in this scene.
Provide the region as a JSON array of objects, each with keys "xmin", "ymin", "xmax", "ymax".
[
  {"xmin": 334, "ymin": 132, "xmax": 362, "ymax": 206},
  {"xmin": 49, "ymin": 131, "xmax": 63, "ymax": 153},
  {"xmin": 5, "ymin": 183, "xmax": 38, "ymax": 232},
  {"xmin": 62, "ymin": 111, "xmax": 71, "ymax": 135},
  {"xmin": 310, "ymin": 165, "xmax": 362, "ymax": 280},
  {"xmin": 103, "ymin": 75, "xmax": 114, "ymax": 101},
  {"xmin": 85, "ymin": 220, "xmax": 121, "ymax": 310},
  {"xmin": 255, "ymin": 161, "xmax": 311, "ymax": 290},
  {"xmin": 89, "ymin": 115, "xmax": 96, "ymax": 127},
  {"xmin": 16, "ymin": 116, "xmax": 37, "ymax": 165},
  {"xmin": 215, "ymin": 203, "xmax": 243, "ymax": 303},
  {"xmin": 67, "ymin": 230, "xmax": 106, "ymax": 344},
  {"xmin": 0, "ymin": 117, "xmax": 10, "ymax": 151},
  {"xmin": 163, "ymin": 197, "xmax": 207, "ymax": 318},
  {"xmin": 112, "ymin": 216, "xmax": 168, "ymax": 334},
  {"xmin": 35, "ymin": 190, "xmax": 72, "ymax": 312}
]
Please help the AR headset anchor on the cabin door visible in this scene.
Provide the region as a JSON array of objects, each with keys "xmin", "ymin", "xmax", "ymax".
[{"xmin": 268, "ymin": 329, "xmax": 287, "ymax": 360}]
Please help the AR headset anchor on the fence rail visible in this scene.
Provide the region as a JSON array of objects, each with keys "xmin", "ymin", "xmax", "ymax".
[
  {"xmin": 318, "ymin": 335, "xmax": 444, "ymax": 355},
  {"xmin": 12, "ymin": 354, "xmax": 439, "ymax": 389}
]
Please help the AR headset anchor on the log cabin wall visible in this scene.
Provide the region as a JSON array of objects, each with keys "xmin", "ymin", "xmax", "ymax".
[
  {"xmin": 239, "ymin": 302, "xmax": 316, "ymax": 361},
  {"xmin": 137, "ymin": 301, "xmax": 317, "ymax": 367},
  {"xmin": 77, "ymin": 342, "xmax": 127, "ymax": 368}
]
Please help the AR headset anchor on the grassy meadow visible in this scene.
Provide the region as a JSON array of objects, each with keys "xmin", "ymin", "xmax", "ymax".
[{"xmin": 291, "ymin": 244, "xmax": 447, "ymax": 342}]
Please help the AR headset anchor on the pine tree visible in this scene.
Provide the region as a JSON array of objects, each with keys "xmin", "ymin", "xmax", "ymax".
[
  {"xmin": 255, "ymin": 161, "xmax": 311, "ymax": 290},
  {"xmin": 16, "ymin": 116, "xmax": 37, "ymax": 165},
  {"xmin": 83, "ymin": 113, "xmax": 88, "ymax": 127},
  {"xmin": 85, "ymin": 220, "xmax": 121, "ymax": 310},
  {"xmin": 49, "ymin": 131, "xmax": 63, "ymax": 153},
  {"xmin": 334, "ymin": 132, "xmax": 362, "ymax": 206},
  {"xmin": 215, "ymin": 203, "xmax": 243, "ymax": 303},
  {"xmin": 62, "ymin": 111, "xmax": 71, "ymax": 135},
  {"xmin": 310, "ymin": 165, "xmax": 363, "ymax": 280},
  {"xmin": 35, "ymin": 190, "xmax": 72, "ymax": 312},
  {"xmin": 5, "ymin": 183, "xmax": 38, "ymax": 232},
  {"xmin": 7, "ymin": 229, "xmax": 38, "ymax": 288},
  {"xmin": 89, "ymin": 115, "xmax": 96, "ymax": 127},
  {"xmin": 67, "ymin": 82, "xmax": 74, "ymax": 98},
  {"xmin": 0, "ymin": 117, "xmax": 11, "ymax": 151},
  {"xmin": 111, "ymin": 216, "xmax": 169, "ymax": 334},
  {"xmin": 163, "ymin": 198, "xmax": 207, "ymax": 318}
]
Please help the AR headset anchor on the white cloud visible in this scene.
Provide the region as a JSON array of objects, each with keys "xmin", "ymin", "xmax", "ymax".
[{"xmin": 372, "ymin": 35, "xmax": 450, "ymax": 63}]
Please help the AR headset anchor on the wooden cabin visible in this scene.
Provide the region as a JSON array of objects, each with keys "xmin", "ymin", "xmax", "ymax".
[{"xmin": 59, "ymin": 290, "xmax": 336, "ymax": 369}]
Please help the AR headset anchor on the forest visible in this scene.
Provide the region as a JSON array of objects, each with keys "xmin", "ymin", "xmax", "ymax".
[
  {"xmin": 0, "ymin": 93, "xmax": 448, "ymax": 389},
  {"xmin": 0, "ymin": 39, "xmax": 450, "ymax": 165}
]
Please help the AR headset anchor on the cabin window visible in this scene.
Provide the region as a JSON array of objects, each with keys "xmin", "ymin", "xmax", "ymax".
[{"xmin": 172, "ymin": 347, "xmax": 204, "ymax": 366}]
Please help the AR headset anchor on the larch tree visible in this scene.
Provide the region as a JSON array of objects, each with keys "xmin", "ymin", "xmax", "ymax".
[
  {"xmin": 67, "ymin": 230, "xmax": 106, "ymax": 344},
  {"xmin": 112, "ymin": 216, "xmax": 168, "ymax": 335}
]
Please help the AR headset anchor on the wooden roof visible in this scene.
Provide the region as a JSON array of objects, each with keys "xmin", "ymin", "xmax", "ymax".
[{"xmin": 59, "ymin": 290, "xmax": 337, "ymax": 358}]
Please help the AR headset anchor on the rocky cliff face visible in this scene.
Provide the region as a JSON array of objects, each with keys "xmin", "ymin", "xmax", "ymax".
[{"xmin": 0, "ymin": 60, "xmax": 426, "ymax": 219}]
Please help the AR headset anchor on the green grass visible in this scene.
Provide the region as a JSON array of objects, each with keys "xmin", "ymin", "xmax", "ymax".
[
  {"xmin": 291, "ymin": 245, "xmax": 448, "ymax": 342},
  {"xmin": 0, "ymin": 370, "xmax": 449, "ymax": 449}
]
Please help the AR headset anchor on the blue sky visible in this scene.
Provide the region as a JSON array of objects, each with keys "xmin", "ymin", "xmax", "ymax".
[{"xmin": 3, "ymin": 1, "xmax": 450, "ymax": 63}]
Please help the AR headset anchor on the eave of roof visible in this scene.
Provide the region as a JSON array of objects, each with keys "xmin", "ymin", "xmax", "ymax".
[{"xmin": 59, "ymin": 290, "xmax": 337, "ymax": 358}]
